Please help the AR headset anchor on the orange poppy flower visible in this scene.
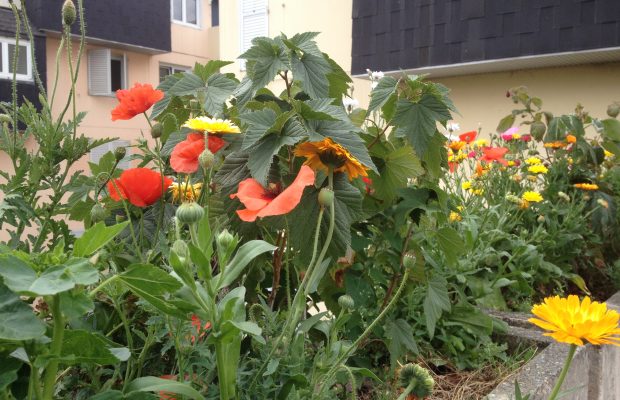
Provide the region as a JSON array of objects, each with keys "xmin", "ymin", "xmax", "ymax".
[
  {"xmin": 108, "ymin": 168, "xmax": 173, "ymax": 207},
  {"xmin": 111, "ymin": 83, "xmax": 164, "ymax": 121},
  {"xmin": 158, "ymin": 375, "xmax": 178, "ymax": 400},
  {"xmin": 544, "ymin": 141, "xmax": 567, "ymax": 149},
  {"xmin": 480, "ymin": 146, "xmax": 509, "ymax": 166},
  {"xmin": 566, "ymin": 134, "xmax": 577, "ymax": 143},
  {"xmin": 459, "ymin": 130, "xmax": 477, "ymax": 144},
  {"xmin": 230, "ymin": 165, "xmax": 315, "ymax": 222},
  {"xmin": 190, "ymin": 314, "xmax": 212, "ymax": 344},
  {"xmin": 170, "ymin": 133, "xmax": 226, "ymax": 173}
]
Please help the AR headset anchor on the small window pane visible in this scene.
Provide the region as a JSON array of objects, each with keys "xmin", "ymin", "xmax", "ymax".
[
  {"xmin": 8, "ymin": 44, "xmax": 28, "ymax": 75},
  {"xmin": 0, "ymin": 46, "xmax": 3, "ymax": 73},
  {"xmin": 159, "ymin": 66, "xmax": 172, "ymax": 82},
  {"xmin": 172, "ymin": 0, "xmax": 183, "ymax": 21},
  {"xmin": 111, "ymin": 59, "xmax": 122, "ymax": 92},
  {"xmin": 211, "ymin": 0, "xmax": 219, "ymax": 26},
  {"xmin": 186, "ymin": 0, "xmax": 197, "ymax": 24}
]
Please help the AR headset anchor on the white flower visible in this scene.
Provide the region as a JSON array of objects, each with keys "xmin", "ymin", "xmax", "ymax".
[
  {"xmin": 342, "ymin": 97, "xmax": 359, "ymax": 110},
  {"xmin": 447, "ymin": 122, "xmax": 460, "ymax": 132},
  {"xmin": 367, "ymin": 69, "xmax": 385, "ymax": 90}
]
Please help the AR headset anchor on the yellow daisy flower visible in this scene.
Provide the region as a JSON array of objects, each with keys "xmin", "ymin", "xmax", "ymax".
[
  {"xmin": 574, "ymin": 183, "xmax": 599, "ymax": 191},
  {"xmin": 525, "ymin": 157, "xmax": 542, "ymax": 165},
  {"xmin": 461, "ymin": 181, "xmax": 472, "ymax": 190},
  {"xmin": 522, "ymin": 191, "xmax": 543, "ymax": 203},
  {"xmin": 294, "ymin": 138, "xmax": 368, "ymax": 180},
  {"xmin": 473, "ymin": 139, "xmax": 488, "ymax": 147},
  {"xmin": 449, "ymin": 211, "xmax": 462, "ymax": 222},
  {"xmin": 528, "ymin": 164, "xmax": 548, "ymax": 174},
  {"xmin": 529, "ymin": 295, "xmax": 620, "ymax": 346},
  {"xmin": 183, "ymin": 117, "xmax": 241, "ymax": 134},
  {"xmin": 170, "ymin": 181, "xmax": 203, "ymax": 203},
  {"xmin": 604, "ymin": 149, "xmax": 614, "ymax": 158}
]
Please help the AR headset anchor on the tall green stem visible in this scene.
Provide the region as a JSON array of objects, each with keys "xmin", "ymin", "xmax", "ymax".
[
  {"xmin": 316, "ymin": 268, "xmax": 411, "ymax": 395},
  {"xmin": 42, "ymin": 295, "xmax": 64, "ymax": 400},
  {"xmin": 547, "ymin": 344, "xmax": 577, "ymax": 400},
  {"xmin": 396, "ymin": 381, "xmax": 415, "ymax": 400}
]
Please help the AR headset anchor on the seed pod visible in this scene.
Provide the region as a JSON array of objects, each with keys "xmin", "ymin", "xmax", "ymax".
[
  {"xmin": 175, "ymin": 202, "xmax": 204, "ymax": 225},
  {"xmin": 216, "ymin": 229, "xmax": 236, "ymax": 250},
  {"xmin": 62, "ymin": 0, "xmax": 76, "ymax": 26},
  {"xmin": 399, "ymin": 363, "xmax": 434, "ymax": 398},
  {"xmin": 114, "ymin": 146, "xmax": 126, "ymax": 162},
  {"xmin": 318, "ymin": 188, "xmax": 334, "ymax": 207},
  {"xmin": 199, "ymin": 148, "xmax": 215, "ymax": 170},
  {"xmin": 150, "ymin": 122, "xmax": 163, "ymax": 139},
  {"xmin": 402, "ymin": 252, "xmax": 416, "ymax": 270},
  {"xmin": 90, "ymin": 203, "xmax": 106, "ymax": 222},
  {"xmin": 338, "ymin": 294, "xmax": 355, "ymax": 310},
  {"xmin": 607, "ymin": 103, "xmax": 620, "ymax": 118}
]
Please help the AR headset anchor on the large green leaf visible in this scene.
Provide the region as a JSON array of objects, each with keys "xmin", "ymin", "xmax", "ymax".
[
  {"xmin": 73, "ymin": 221, "xmax": 129, "ymax": 257},
  {"xmin": 240, "ymin": 108, "xmax": 279, "ymax": 150},
  {"xmin": 436, "ymin": 226, "xmax": 465, "ymax": 266},
  {"xmin": 241, "ymin": 36, "xmax": 290, "ymax": 90},
  {"xmin": 193, "ymin": 60, "xmax": 234, "ymax": 81},
  {"xmin": 204, "ymin": 73, "xmax": 237, "ymax": 116},
  {"xmin": 325, "ymin": 53, "xmax": 352, "ymax": 100},
  {"xmin": 213, "ymin": 240, "xmax": 276, "ymax": 290},
  {"xmin": 602, "ymin": 118, "xmax": 620, "ymax": 141},
  {"xmin": 370, "ymin": 144, "xmax": 424, "ymax": 201},
  {"xmin": 393, "ymin": 95, "xmax": 451, "ymax": 156},
  {"xmin": 118, "ymin": 264, "xmax": 184, "ymax": 317},
  {"xmin": 0, "ymin": 356, "xmax": 21, "ymax": 391},
  {"xmin": 385, "ymin": 318, "xmax": 419, "ymax": 369},
  {"xmin": 125, "ymin": 377, "xmax": 203, "ymax": 400},
  {"xmin": 423, "ymin": 274, "xmax": 451, "ymax": 338},
  {"xmin": 168, "ymin": 72, "xmax": 205, "ymax": 97},
  {"xmin": 0, "ymin": 254, "xmax": 36, "ymax": 293},
  {"xmin": 291, "ymin": 52, "xmax": 331, "ymax": 99},
  {"xmin": 0, "ymin": 283, "xmax": 45, "ymax": 341},
  {"xmin": 367, "ymin": 76, "xmax": 398, "ymax": 115},
  {"xmin": 58, "ymin": 330, "xmax": 126, "ymax": 365}
]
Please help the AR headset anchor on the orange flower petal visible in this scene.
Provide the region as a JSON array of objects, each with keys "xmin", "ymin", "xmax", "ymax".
[
  {"xmin": 111, "ymin": 83, "xmax": 164, "ymax": 121},
  {"xmin": 459, "ymin": 130, "xmax": 476, "ymax": 143},
  {"xmin": 107, "ymin": 168, "xmax": 172, "ymax": 207},
  {"xmin": 257, "ymin": 165, "xmax": 315, "ymax": 218},
  {"xmin": 171, "ymin": 133, "xmax": 205, "ymax": 173},
  {"xmin": 230, "ymin": 179, "xmax": 273, "ymax": 212}
]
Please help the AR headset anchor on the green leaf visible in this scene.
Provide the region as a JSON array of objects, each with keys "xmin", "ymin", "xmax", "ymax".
[
  {"xmin": 325, "ymin": 53, "xmax": 352, "ymax": 100},
  {"xmin": 393, "ymin": 95, "xmax": 451, "ymax": 156},
  {"xmin": 224, "ymin": 320, "xmax": 265, "ymax": 344},
  {"xmin": 291, "ymin": 52, "xmax": 331, "ymax": 99},
  {"xmin": 496, "ymin": 114, "xmax": 516, "ymax": 133},
  {"xmin": 194, "ymin": 60, "xmax": 234, "ymax": 81},
  {"xmin": 204, "ymin": 73, "xmax": 237, "ymax": 116},
  {"xmin": 241, "ymin": 37, "xmax": 290, "ymax": 89},
  {"xmin": 59, "ymin": 290, "xmax": 94, "ymax": 322},
  {"xmin": 240, "ymin": 108, "xmax": 279, "ymax": 150},
  {"xmin": 423, "ymin": 274, "xmax": 451, "ymax": 338},
  {"xmin": 28, "ymin": 260, "xmax": 98, "ymax": 296},
  {"xmin": 168, "ymin": 72, "xmax": 205, "ymax": 97},
  {"xmin": 602, "ymin": 118, "xmax": 620, "ymax": 141},
  {"xmin": 214, "ymin": 240, "xmax": 276, "ymax": 290},
  {"xmin": 0, "ymin": 356, "xmax": 21, "ymax": 391},
  {"xmin": 0, "ymin": 282, "xmax": 45, "ymax": 341},
  {"xmin": 58, "ymin": 330, "xmax": 125, "ymax": 365},
  {"xmin": 436, "ymin": 226, "xmax": 465, "ymax": 266},
  {"xmin": 370, "ymin": 144, "xmax": 424, "ymax": 201},
  {"xmin": 73, "ymin": 221, "xmax": 129, "ymax": 257},
  {"xmin": 119, "ymin": 264, "xmax": 184, "ymax": 317},
  {"xmin": 368, "ymin": 76, "xmax": 398, "ymax": 115},
  {"xmin": 0, "ymin": 254, "xmax": 36, "ymax": 293},
  {"xmin": 125, "ymin": 377, "xmax": 203, "ymax": 400},
  {"xmin": 385, "ymin": 318, "xmax": 419, "ymax": 369}
]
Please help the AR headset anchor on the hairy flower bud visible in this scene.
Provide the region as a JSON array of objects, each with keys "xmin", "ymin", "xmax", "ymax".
[
  {"xmin": 399, "ymin": 363, "xmax": 434, "ymax": 398},
  {"xmin": 199, "ymin": 148, "xmax": 215, "ymax": 170},
  {"xmin": 558, "ymin": 191, "xmax": 571, "ymax": 202},
  {"xmin": 338, "ymin": 294, "xmax": 355, "ymax": 310},
  {"xmin": 90, "ymin": 203, "xmax": 106, "ymax": 223},
  {"xmin": 537, "ymin": 215, "xmax": 545, "ymax": 223},
  {"xmin": 175, "ymin": 201, "xmax": 204, "ymax": 225},
  {"xmin": 0, "ymin": 114, "xmax": 12, "ymax": 124},
  {"xmin": 607, "ymin": 103, "xmax": 620, "ymax": 118},
  {"xmin": 216, "ymin": 229, "xmax": 237, "ymax": 250},
  {"xmin": 318, "ymin": 188, "xmax": 334, "ymax": 207},
  {"xmin": 114, "ymin": 146, "xmax": 126, "ymax": 162},
  {"xmin": 62, "ymin": 0, "xmax": 76, "ymax": 26},
  {"xmin": 150, "ymin": 122, "xmax": 163, "ymax": 139},
  {"xmin": 403, "ymin": 252, "xmax": 417, "ymax": 270}
]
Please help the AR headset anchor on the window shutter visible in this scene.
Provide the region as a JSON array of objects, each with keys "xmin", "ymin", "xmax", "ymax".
[
  {"xmin": 88, "ymin": 48, "xmax": 111, "ymax": 96},
  {"xmin": 239, "ymin": 0, "xmax": 268, "ymax": 69},
  {"xmin": 90, "ymin": 140, "xmax": 131, "ymax": 170}
]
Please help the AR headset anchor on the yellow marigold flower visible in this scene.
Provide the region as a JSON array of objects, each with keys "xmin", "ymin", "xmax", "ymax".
[
  {"xmin": 507, "ymin": 160, "xmax": 516, "ymax": 167},
  {"xmin": 183, "ymin": 117, "xmax": 241, "ymax": 134},
  {"xmin": 461, "ymin": 181, "xmax": 472, "ymax": 190},
  {"xmin": 512, "ymin": 133, "xmax": 521, "ymax": 140},
  {"xmin": 566, "ymin": 134, "xmax": 577, "ymax": 143},
  {"xmin": 449, "ymin": 211, "xmax": 462, "ymax": 222},
  {"xmin": 170, "ymin": 181, "xmax": 203, "ymax": 203},
  {"xmin": 456, "ymin": 151, "xmax": 468, "ymax": 162},
  {"xmin": 472, "ymin": 188, "xmax": 484, "ymax": 195},
  {"xmin": 294, "ymin": 138, "xmax": 368, "ymax": 180},
  {"xmin": 525, "ymin": 157, "xmax": 542, "ymax": 165},
  {"xmin": 574, "ymin": 183, "xmax": 599, "ymax": 191},
  {"xmin": 528, "ymin": 164, "xmax": 548, "ymax": 174},
  {"xmin": 527, "ymin": 175, "xmax": 538, "ymax": 182},
  {"xmin": 474, "ymin": 139, "xmax": 488, "ymax": 147},
  {"xmin": 604, "ymin": 149, "xmax": 614, "ymax": 158},
  {"xmin": 448, "ymin": 141, "xmax": 466, "ymax": 152},
  {"xmin": 529, "ymin": 295, "xmax": 620, "ymax": 346},
  {"xmin": 544, "ymin": 141, "xmax": 567, "ymax": 149},
  {"xmin": 522, "ymin": 191, "xmax": 543, "ymax": 203}
]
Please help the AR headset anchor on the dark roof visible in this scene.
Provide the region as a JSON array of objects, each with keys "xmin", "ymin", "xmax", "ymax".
[{"xmin": 351, "ymin": 0, "xmax": 620, "ymax": 75}]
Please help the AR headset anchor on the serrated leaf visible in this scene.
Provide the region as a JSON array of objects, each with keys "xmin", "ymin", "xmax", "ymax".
[
  {"xmin": 241, "ymin": 37, "xmax": 290, "ymax": 89},
  {"xmin": 204, "ymin": 73, "xmax": 237, "ymax": 117},
  {"xmin": 168, "ymin": 72, "xmax": 205, "ymax": 97},
  {"xmin": 73, "ymin": 221, "xmax": 129, "ymax": 257},
  {"xmin": 0, "ymin": 282, "xmax": 45, "ymax": 341},
  {"xmin": 370, "ymin": 145, "xmax": 424, "ymax": 201},
  {"xmin": 423, "ymin": 274, "xmax": 451, "ymax": 338},
  {"xmin": 393, "ymin": 95, "xmax": 451, "ymax": 156},
  {"xmin": 58, "ymin": 330, "xmax": 124, "ymax": 365},
  {"xmin": 126, "ymin": 377, "xmax": 203, "ymax": 400},
  {"xmin": 368, "ymin": 76, "xmax": 398, "ymax": 115},
  {"xmin": 240, "ymin": 108, "xmax": 278, "ymax": 150},
  {"xmin": 436, "ymin": 226, "xmax": 465, "ymax": 266},
  {"xmin": 325, "ymin": 53, "xmax": 353, "ymax": 100},
  {"xmin": 214, "ymin": 152, "xmax": 251, "ymax": 193},
  {"xmin": 291, "ymin": 52, "xmax": 331, "ymax": 99},
  {"xmin": 119, "ymin": 264, "xmax": 184, "ymax": 317},
  {"xmin": 385, "ymin": 318, "xmax": 419, "ymax": 369},
  {"xmin": 193, "ymin": 60, "xmax": 234, "ymax": 81}
]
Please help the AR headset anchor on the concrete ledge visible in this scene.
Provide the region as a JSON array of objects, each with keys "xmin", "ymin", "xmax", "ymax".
[{"xmin": 486, "ymin": 292, "xmax": 620, "ymax": 400}]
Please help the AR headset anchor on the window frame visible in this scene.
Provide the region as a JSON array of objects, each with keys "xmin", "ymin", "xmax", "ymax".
[
  {"xmin": 0, "ymin": 37, "xmax": 33, "ymax": 82},
  {"xmin": 171, "ymin": 0, "xmax": 201, "ymax": 28},
  {"xmin": 159, "ymin": 63, "xmax": 191, "ymax": 83},
  {"xmin": 110, "ymin": 54, "xmax": 126, "ymax": 93}
]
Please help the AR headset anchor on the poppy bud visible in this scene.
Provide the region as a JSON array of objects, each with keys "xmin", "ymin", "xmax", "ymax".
[
  {"xmin": 62, "ymin": 0, "xmax": 76, "ymax": 26},
  {"xmin": 530, "ymin": 121, "xmax": 546, "ymax": 141},
  {"xmin": 0, "ymin": 114, "xmax": 12, "ymax": 124},
  {"xmin": 402, "ymin": 252, "xmax": 416, "ymax": 270},
  {"xmin": 151, "ymin": 122, "xmax": 163, "ymax": 139},
  {"xmin": 318, "ymin": 188, "xmax": 334, "ymax": 207},
  {"xmin": 114, "ymin": 146, "xmax": 126, "ymax": 162},
  {"xmin": 338, "ymin": 294, "xmax": 355, "ymax": 310},
  {"xmin": 175, "ymin": 202, "xmax": 204, "ymax": 225},
  {"xmin": 115, "ymin": 214, "xmax": 125, "ymax": 223},
  {"xmin": 607, "ymin": 103, "xmax": 620, "ymax": 118},
  {"xmin": 537, "ymin": 215, "xmax": 545, "ymax": 223},
  {"xmin": 216, "ymin": 229, "xmax": 237, "ymax": 250},
  {"xmin": 199, "ymin": 148, "xmax": 215, "ymax": 170},
  {"xmin": 90, "ymin": 203, "xmax": 106, "ymax": 223},
  {"xmin": 399, "ymin": 363, "xmax": 434, "ymax": 398}
]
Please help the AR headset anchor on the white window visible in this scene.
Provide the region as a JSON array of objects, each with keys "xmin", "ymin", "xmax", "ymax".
[
  {"xmin": 90, "ymin": 140, "xmax": 132, "ymax": 170},
  {"xmin": 0, "ymin": 37, "xmax": 32, "ymax": 81},
  {"xmin": 239, "ymin": 0, "xmax": 268, "ymax": 70},
  {"xmin": 171, "ymin": 0, "xmax": 200, "ymax": 27},
  {"xmin": 159, "ymin": 64, "xmax": 191, "ymax": 83},
  {"xmin": 87, "ymin": 49, "xmax": 127, "ymax": 96}
]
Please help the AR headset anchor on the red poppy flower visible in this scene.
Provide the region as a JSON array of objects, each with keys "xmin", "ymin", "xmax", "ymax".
[
  {"xmin": 170, "ymin": 133, "xmax": 226, "ymax": 173},
  {"xmin": 230, "ymin": 165, "xmax": 315, "ymax": 222},
  {"xmin": 111, "ymin": 83, "xmax": 164, "ymax": 121},
  {"xmin": 480, "ymin": 146, "xmax": 509, "ymax": 166},
  {"xmin": 459, "ymin": 130, "xmax": 477, "ymax": 144},
  {"xmin": 362, "ymin": 176, "xmax": 373, "ymax": 194},
  {"xmin": 448, "ymin": 162, "xmax": 458, "ymax": 173},
  {"xmin": 107, "ymin": 168, "xmax": 173, "ymax": 207},
  {"xmin": 190, "ymin": 314, "xmax": 212, "ymax": 344}
]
